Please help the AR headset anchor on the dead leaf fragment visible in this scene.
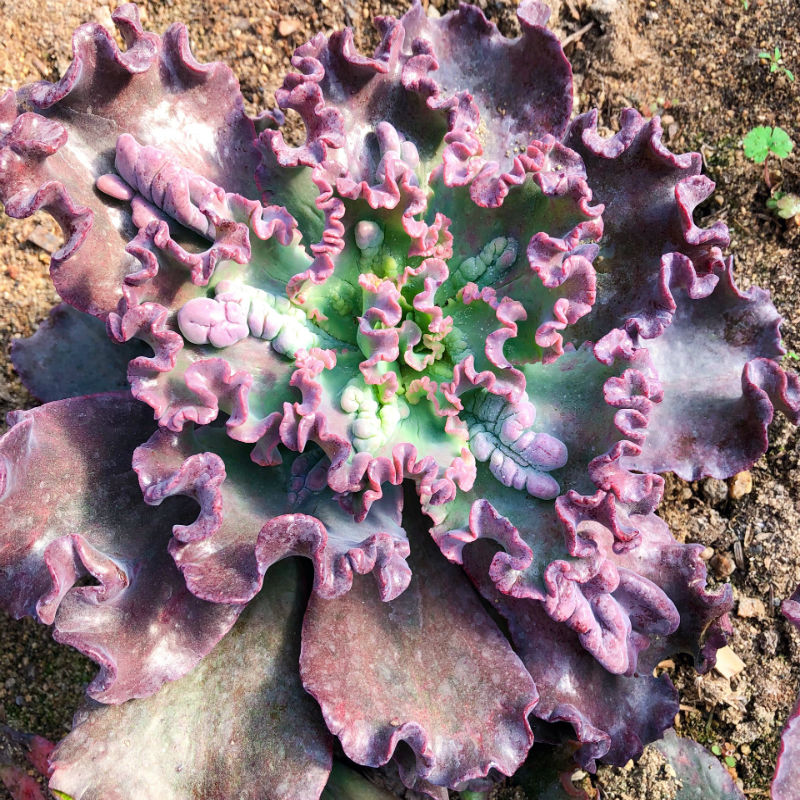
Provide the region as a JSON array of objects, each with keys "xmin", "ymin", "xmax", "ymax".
[
  {"xmin": 714, "ymin": 646, "xmax": 745, "ymax": 679},
  {"xmin": 737, "ymin": 595, "xmax": 766, "ymax": 619},
  {"xmin": 26, "ymin": 225, "xmax": 60, "ymax": 254}
]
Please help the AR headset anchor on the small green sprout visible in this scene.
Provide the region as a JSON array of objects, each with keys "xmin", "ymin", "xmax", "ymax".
[
  {"xmin": 787, "ymin": 350, "xmax": 800, "ymax": 361},
  {"xmin": 742, "ymin": 0, "xmax": 748, "ymax": 9},
  {"xmin": 711, "ymin": 744, "xmax": 722, "ymax": 756},
  {"xmin": 766, "ymin": 190, "xmax": 800, "ymax": 222},
  {"xmin": 724, "ymin": 755, "xmax": 737, "ymax": 768},
  {"xmin": 758, "ymin": 46, "xmax": 795, "ymax": 82}
]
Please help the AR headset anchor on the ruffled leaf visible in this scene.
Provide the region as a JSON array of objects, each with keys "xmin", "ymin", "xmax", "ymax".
[
  {"xmin": 430, "ymin": 341, "xmax": 666, "ymax": 676},
  {"xmin": 564, "ymin": 109, "xmax": 728, "ymax": 343},
  {"xmin": 49, "ymin": 559, "xmax": 333, "ymax": 800},
  {"xmin": 300, "ymin": 495, "xmax": 537, "ymax": 792},
  {"xmin": 0, "ymin": 3, "xmax": 260, "ymax": 316},
  {"xmin": 400, "ymin": 0, "xmax": 573, "ymax": 204},
  {"xmin": 462, "ymin": 502, "xmax": 730, "ymax": 770},
  {"xmin": 625, "ymin": 263, "xmax": 800, "ymax": 479},
  {"xmin": 133, "ymin": 424, "xmax": 413, "ymax": 604},
  {"xmin": 262, "ymin": 1, "xmax": 571, "ymax": 206},
  {"xmin": 0, "ymin": 393, "xmax": 241, "ymax": 703},
  {"xmin": 430, "ymin": 137, "xmax": 601, "ymax": 365}
]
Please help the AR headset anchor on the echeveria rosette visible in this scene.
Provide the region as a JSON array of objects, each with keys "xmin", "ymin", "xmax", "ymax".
[{"xmin": 0, "ymin": 1, "xmax": 797, "ymax": 798}]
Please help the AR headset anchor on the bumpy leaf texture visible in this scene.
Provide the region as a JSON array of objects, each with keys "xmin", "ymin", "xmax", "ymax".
[{"xmin": 0, "ymin": 1, "xmax": 797, "ymax": 797}]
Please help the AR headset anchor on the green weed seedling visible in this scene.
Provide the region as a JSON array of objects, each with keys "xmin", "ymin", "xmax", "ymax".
[
  {"xmin": 743, "ymin": 125, "xmax": 794, "ymax": 188},
  {"xmin": 766, "ymin": 191, "xmax": 800, "ymax": 223},
  {"xmin": 759, "ymin": 46, "xmax": 795, "ymax": 82}
]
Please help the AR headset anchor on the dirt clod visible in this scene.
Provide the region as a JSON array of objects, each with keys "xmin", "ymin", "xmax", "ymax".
[{"xmin": 729, "ymin": 470, "xmax": 754, "ymax": 500}]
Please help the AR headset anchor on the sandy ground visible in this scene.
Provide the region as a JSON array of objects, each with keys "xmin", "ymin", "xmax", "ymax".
[{"xmin": 0, "ymin": 0, "xmax": 799, "ymax": 797}]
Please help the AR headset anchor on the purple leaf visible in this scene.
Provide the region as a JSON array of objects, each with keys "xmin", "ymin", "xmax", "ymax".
[
  {"xmin": 564, "ymin": 109, "xmax": 729, "ymax": 343},
  {"xmin": 49, "ymin": 559, "xmax": 333, "ymax": 800},
  {"xmin": 653, "ymin": 731, "xmax": 744, "ymax": 800},
  {"xmin": 429, "ymin": 341, "xmax": 671, "ymax": 678},
  {"xmin": 625, "ymin": 263, "xmax": 800, "ymax": 479},
  {"xmin": 0, "ymin": 3, "xmax": 260, "ymax": 316},
  {"xmin": 133, "ymin": 425, "xmax": 413, "ymax": 604},
  {"xmin": 300, "ymin": 494, "xmax": 537, "ymax": 793},
  {"xmin": 262, "ymin": 1, "xmax": 571, "ymax": 207},
  {"xmin": 0, "ymin": 393, "xmax": 241, "ymax": 702},
  {"xmin": 11, "ymin": 303, "xmax": 147, "ymax": 402},
  {"xmin": 460, "ymin": 503, "xmax": 730, "ymax": 770},
  {"xmin": 398, "ymin": 1, "xmax": 573, "ymax": 205}
]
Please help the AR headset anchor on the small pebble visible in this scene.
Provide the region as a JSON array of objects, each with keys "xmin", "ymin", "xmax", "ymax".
[
  {"xmin": 278, "ymin": 17, "xmax": 302, "ymax": 36},
  {"xmin": 26, "ymin": 225, "xmax": 61, "ymax": 254},
  {"xmin": 714, "ymin": 645, "xmax": 746, "ymax": 679},
  {"xmin": 728, "ymin": 471, "xmax": 753, "ymax": 500}
]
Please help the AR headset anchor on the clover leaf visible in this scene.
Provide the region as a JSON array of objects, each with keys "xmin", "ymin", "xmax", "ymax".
[{"xmin": 743, "ymin": 126, "xmax": 794, "ymax": 163}]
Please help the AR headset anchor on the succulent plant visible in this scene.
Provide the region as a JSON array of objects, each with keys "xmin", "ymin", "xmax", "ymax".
[{"xmin": 1, "ymin": 2, "xmax": 798, "ymax": 797}]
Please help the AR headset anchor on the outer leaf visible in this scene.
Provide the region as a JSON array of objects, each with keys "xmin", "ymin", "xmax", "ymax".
[
  {"xmin": 398, "ymin": 0, "xmax": 573, "ymax": 205},
  {"xmin": 565, "ymin": 109, "xmax": 728, "ymax": 343},
  {"xmin": 461, "ymin": 506, "xmax": 730, "ymax": 770},
  {"xmin": 626, "ymin": 263, "xmax": 800, "ymax": 479},
  {"xmin": 300, "ymin": 495, "xmax": 537, "ymax": 792},
  {"xmin": 463, "ymin": 540, "xmax": 677, "ymax": 771},
  {"xmin": 49, "ymin": 559, "xmax": 333, "ymax": 800},
  {"xmin": 563, "ymin": 110, "xmax": 798, "ymax": 480},
  {"xmin": 773, "ymin": 586, "xmax": 800, "ymax": 800},
  {"xmin": 0, "ymin": 393, "xmax": 241, "ymax": 703},
  {"xmin": 653, "ymin": 731, "xmax": 744, "ymax": 800},
  {"xmin": 0, "ymin": 3, "xmax": 259, "ymax": 316},
  {"xmin": 10, "ymin": 303, "xmax": 147, "ymax": 402}
]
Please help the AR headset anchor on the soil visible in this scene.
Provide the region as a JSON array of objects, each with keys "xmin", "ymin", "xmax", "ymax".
[{"xmin": 0, "ymin": 0, "xmax": 799, "ymax": 798}]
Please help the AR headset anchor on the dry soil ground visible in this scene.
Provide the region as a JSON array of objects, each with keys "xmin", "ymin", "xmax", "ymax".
[{"xmin": 0, "ymin": 0, "xmax": 799, "ymax": 798}]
